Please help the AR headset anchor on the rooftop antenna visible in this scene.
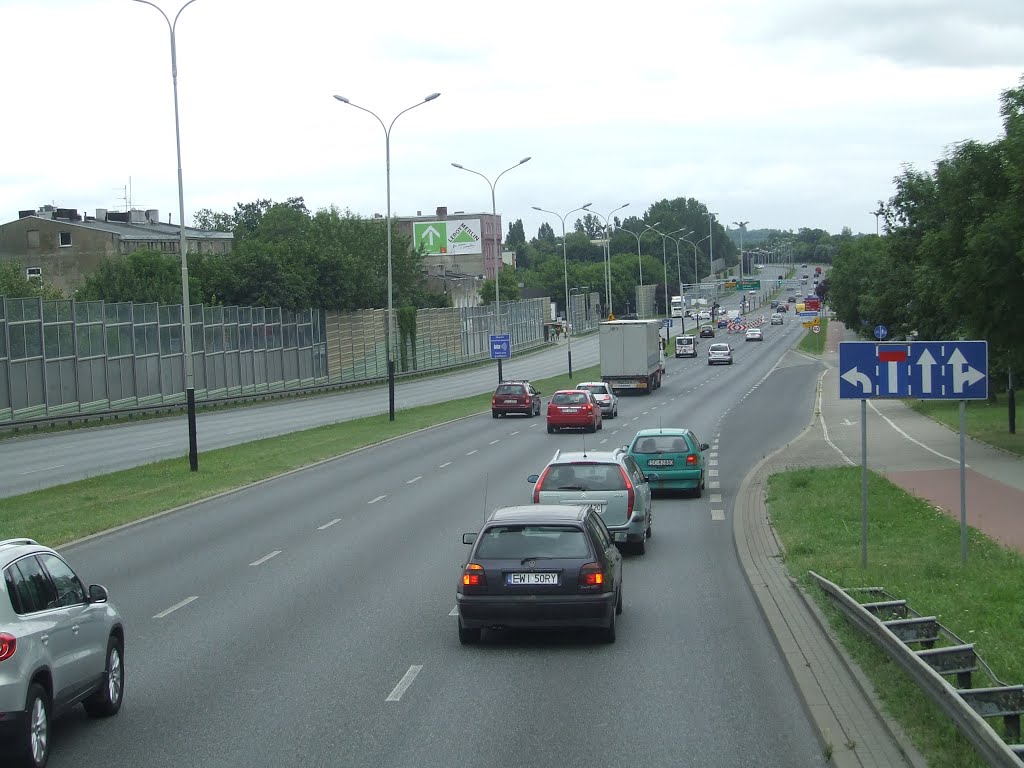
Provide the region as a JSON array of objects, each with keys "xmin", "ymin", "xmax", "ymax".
[{"xmin": 481, "ymin": 473, "xmax": 489, "ymax": 522}]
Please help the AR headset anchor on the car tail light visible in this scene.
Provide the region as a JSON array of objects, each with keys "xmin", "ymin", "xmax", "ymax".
[
  {"xmin": 583, "ymin": 403, "xmax": 592, "ymax": 411},
  {"xmin": 462, "ymin": 563, "xmax": 486, "ymax": 588},
  {"xmin": 533, "ymin": 466, "xmax": 552, "ymax": 503},
  {"xmin": 524, "ymin": 396, "xmax": 532, "ymax": 405},
  {"xmin": 491, "ymin": 396, "xmax": 497, "ymax": 406},
  {"xmin": 579, "ymin": 563, "xmax": 606, "ymax": 590},
  {"xmin": 0, "ymin": 633, "xmax": 15, "ymax": 662},
  {"xmin": 618, "ymin": 466, "xmax": 635, "ymax": 515},
  {"xmin": 686, "ymin": 454, "xmax": 698, "ymax": 465}
]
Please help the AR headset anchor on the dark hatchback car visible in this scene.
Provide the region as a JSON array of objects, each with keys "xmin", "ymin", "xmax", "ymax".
[
  {"xmin": 457, "ymin": 505, "xmax": 623, "ymax": 644},
  {"xmin": 491, "ymin": 381, "xmax": 541, "ymax": 418}
]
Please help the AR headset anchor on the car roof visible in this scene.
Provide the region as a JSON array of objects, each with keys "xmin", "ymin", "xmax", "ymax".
[
  {"xmin": 486, "ymin": 504, "xmax": 590, "ymax": 524},
  {"xmin": 548, "ymin": 449, "xmax": 624, "ymax": 463},
  {"xmin": 575, "ymin": 381, "xmax": 608, "ymax": 387},
  {"xmin": 0, "ymin": 538, "xmax": 49, "ymax": 566},
  {"xmin": 552, "ymin": 389, "xmax": 589, "ymax": 395},
  {"xmin": 496, "ymin": 380, "xmax": 530, "ymax": 386},
  {"xmin": 632, "ymin": 428, "xmax": 690, "ymax": 437}
]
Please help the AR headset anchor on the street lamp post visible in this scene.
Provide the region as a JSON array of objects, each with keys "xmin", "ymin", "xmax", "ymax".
[
  {"xmin": 733, "ymin": 220, "xmax": 749, "ymax": 281},
  {"xmin": 618, "ymin": 221, "xmax": 659, "ymax": 318},
  {"xmin": 533, "ymin": 203, "xmax": 592, "ymax": 377},
  {"xmin": 451, "ymin": 157, "xmax": 531, "ymax": 382},
  {"xmin": 869, "ymin": 208, "xmax": 883, "ymax": 236},
  {"xmin": 334, "ymin": 91, "xmax": 440, "ymax": 421},
  {"xmin": 134, "ymin": 0, "xmax": 200, "ymax": 471},
  {"xmin": 683, "ymin": 234, "xmax": 711, "ymax": 310},
  {"xmin": 644, "ymin": 226, "xmax": 687, "ymax": 317},
  {"xmin": 706, "ymin": 211, "xmax": 718, "ymax": 279},
  {"xmin": 590, "ymin": 204, "xmax": 629, "ymax": 317}
]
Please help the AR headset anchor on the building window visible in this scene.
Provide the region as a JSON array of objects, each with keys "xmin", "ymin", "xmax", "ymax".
[
  {"xmin": 27, "ymin": 230, "xmax": 40, "ymax": 248},
  {"xmin": 59, "ymin": 231, "xmax": 72, "ymax": 247},
  {"xmin": 26, "ymin": 267, "xmax": 42, "ymax": 281}
]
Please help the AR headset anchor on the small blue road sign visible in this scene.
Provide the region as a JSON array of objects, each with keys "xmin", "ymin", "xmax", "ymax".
[
  {"xmin": 874, "ymin": 324, "xmax": 888, "ymax": 340},
  {"xmin": 662, "ymin": 318, "xmax": 673, "ymax": 328},
  {"xmin": 490, "ymin": 334, "xmax": 511, "ymax": 360},
  {"xmin": 838, "ymin": 341, "xmax": 988, "ymax": 400}
]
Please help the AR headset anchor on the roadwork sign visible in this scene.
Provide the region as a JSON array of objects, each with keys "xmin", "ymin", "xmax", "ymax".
[{"xmin": 838, "ymin": 341, "xmax": 987, "ymax": 400}]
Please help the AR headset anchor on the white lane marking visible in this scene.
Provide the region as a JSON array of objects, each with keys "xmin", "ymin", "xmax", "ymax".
[
  {"xmin": 709, "ymin": 469, "xmax": 719, "ymax": 477},
  {"xmin": 142, "ymin": 442, "xmax": 174, "ymax": 450},
  {"xmin": 709, "ymin": 452, "xmax": 718, "ymax": 458},
  {"xmin": 632, "ymin": 417, "xmax": 639, "ymax": 422},
  {"xmin": 510, "ymin": 431, "xmax": 520, "ymax": 436},
  {"xmin": 406, "ymin": 476, "xmax": 422, "ymax": 484},
  {"xmin": 449, "ymin": 606, "xmax": 458, "ymax": 616},
  {"xmin": 711, "ymin": 508, "xmax": 726, "ymax": 521},
  {"xmin": 250, "ymin": 550, "xmax": 281, "ymax": 567},
  {"xmin": 710, "ymin": 494, "xmax": 722, "ymax": 503},
  {"xmin": 867, "ymin": 398, "xmax": 962, "ymax": 465},
  {"xmin": 489, "ymin": 440, "xmax": 500, "ymax": 445},
  {"xmin": 709, "ymin": 481, "xmax": 720, "ymax": 489},
  {"xmin": 317, "ymin": 518, "xmax": 341, "ymax": 530},
  {"xmin": 529, "ymin": 423, "xmax": 538, "ymax": 428},
  {"xmin": 708, "ymin": 459, "xmax": 718, "ymax": 467},
  {"xmin": 642, "ymin": 411, "xmax": 650, "ymax": 415},
  {"xmin": 439, "ymin": 462, "xmax": 452, "ymax": 468},
  {"xmin": 599, "ymin": 438, "xmax": 608, "ymax": 444},
  {"xmin": 386, "ymin": 665, "xmax": 424, "ymax": 702},
  {"xmin": 466, "ymin": 450, "xmax": 478, "ymax": 455},
  {"xmin": 368, "ymin": 495, "xmax": 387, "ymax": 504},
  {"xmin": 153, "ymin": 595, "xmax": 198, "ymax": 619},
  {"xmin": 843, "ymin": 418, "xmax": 854, "ymax": 426},
  {"xmin": 818, "ymin": 370, "xmax": 855, "ymax": 466},
  {"xmin": 18, "ymin": 464, "xmax": 64, "ymax": 475}
]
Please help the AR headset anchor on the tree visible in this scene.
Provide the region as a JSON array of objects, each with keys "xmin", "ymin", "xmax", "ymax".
[
  {"xmin": 537, "ymin": 222, "xmax": 555, "ymax": 241},
  {"xmin": 0, "ymin": 262, "xmax": 64, "ymax": 300},
  {"xmin": 76, "ymin": 249, "xmax": 188, "ymax": 305},
  {"xmin": 478, "ymin": 268, "xmax": 521, "ymax": 305},
  {"xmin": 505, "ymin": 219, "xmax": 526, "ymax": 247}
]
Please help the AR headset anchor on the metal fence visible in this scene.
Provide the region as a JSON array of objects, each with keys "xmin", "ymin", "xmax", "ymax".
[{"xmin": 0, "ymin": 295, "xmax": 550, "ymax": 424}]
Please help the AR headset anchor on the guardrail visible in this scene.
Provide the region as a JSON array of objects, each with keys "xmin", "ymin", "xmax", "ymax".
[{"xmin": 809, "ymin": 571, "xmax": 1024, "ymax": 766}]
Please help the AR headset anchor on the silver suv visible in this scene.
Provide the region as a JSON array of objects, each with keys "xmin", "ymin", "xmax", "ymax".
[
  {"xmin": 1, "ymin": 539, "xmax": 125, "ymax": 768},
  {"xmin": 527, "ymin": 449, "xmax": 656, "ymax": 555}
]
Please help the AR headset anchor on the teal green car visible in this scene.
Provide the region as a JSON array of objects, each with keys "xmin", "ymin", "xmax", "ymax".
[{"xmin": 626, "ymin": 428, "xmax": 709, "ymax": 497}]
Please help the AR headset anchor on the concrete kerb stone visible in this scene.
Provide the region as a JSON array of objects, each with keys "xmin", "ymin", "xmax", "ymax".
[{"xmin": 733, "ymin": 370, "xmax": 927, "ymax": 767}]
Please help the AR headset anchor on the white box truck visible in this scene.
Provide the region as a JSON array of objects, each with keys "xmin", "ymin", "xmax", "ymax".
[{"xmin": 599, "ymin": 320, "xmax": 663, "ymax": 394}]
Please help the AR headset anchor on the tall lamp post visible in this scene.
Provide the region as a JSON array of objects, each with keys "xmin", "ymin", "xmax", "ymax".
[
  {"xmin": 451, "ymin": 157, "xmax": 531, "ymax": 382},
  {"xmin": 134, "ymin": 0, "xmax": 200, "ymax": 471},
  {"xmin": 533, "ymin": 203, "xmax": 592, "ymax": 377},
  {"xmin": 732, "ymin": 220, "xmax": 749, "ymax": 281},
  {"xmin": 644, "ymin": 226, "xmax": 687, "ymax": 317},
  {"xmin": 869, "ymin": 207, "xmax": 883, "ymax": 236},
  {"xmin": 590, "ymin": 204, "xmax": 629, "ymax": 316},
  {"xmin": 334, "ymin": 91, "xmax": 440, "ymax": 421},
  {"xmin": 617, "ymin": 221, "xmax": 659, "ymax": 317},
  {"xmin": 683, "ymin": 234, "xmax": 711, "ymax": 309},
  {"xmin": 706, "ymin": 211, "xmax": 719, "ymax": 279}
]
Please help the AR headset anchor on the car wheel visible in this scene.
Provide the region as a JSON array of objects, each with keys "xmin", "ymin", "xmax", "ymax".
[
  {"xmin": 597, "ymin": 420, "xmax": 603, "ymax": 431},
  {"xmin": 491, "ymin": 410, "xmax": 499, "ymax": 419},
  {"xmin": 616, "ymin": 584, "xmax": 623, "ymax": 615},
  {"xmin": 17, "ymin": 683, "xmax": 50, "ymax": 768},
  {"xmin": 458, "ymin": 619, "xmax": 481, "ymax": 645},
  {"xmin": 547, "ymin": 425, "xmax": 555, "ymax": 434},
  {"xmin": 634, "ymin": 537, "xmax": 646, "ymax": 555},
  {"xmin": 588, "ymin": 423, "xmax": 597, "ymax": 433},
  {"xmin": 84, "ymin": 635, "xmax": 124, "ymax": 718},
  {"xmin": 602, "ymin": 610, "xmax": 617, "ymax": 644},
  {"xmin": 692, "ymin": 478, "xmax": 703, "ymax": 499}
]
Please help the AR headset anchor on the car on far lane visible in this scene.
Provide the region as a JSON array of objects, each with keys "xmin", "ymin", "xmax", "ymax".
[
  {"xmin": 546, "ymin": 390, "xmax": 602, "ymax": 433},
  {"xmin": 575, "ymin": 381, "xmax": 618, "ymax": 418},
  {"xmin": 745, "ymin": 328, "xmax": 763, "ymax": 342},
  {"xmin": 491, "ymin": 380, "xmax": 542, "ymax": 418},
  {"xmin": 457, "ymin": 504, "xmax": 623, "ymax": 644},
  {"xmin": 717, "ymin": 318, "xmax": 728, "ymax": 328},
  {"xmin": 770, "ymin": 313, "xmax": 784, "ymax": 325},
  {"xmin": 699, "ymin": 325, "xmax": 716, "ymax": 338},
  {"xmin": 708, "ymin": 343, "xmax": 733, "ymax": 365}
]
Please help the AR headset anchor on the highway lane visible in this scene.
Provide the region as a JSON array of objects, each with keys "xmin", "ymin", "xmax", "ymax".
[
  {"xmin": 0, "ymin": 269, "xmax": 786, "ymax": 498},
  {"xmin": 42, "ymin": 312, "xmax": 826, "ymax": 768}
]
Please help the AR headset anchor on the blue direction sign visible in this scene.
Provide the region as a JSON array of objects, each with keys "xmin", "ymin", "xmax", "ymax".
[
  {"xmin": 838, "ymin": 341, "xmax": 988, "ymax": 400},
  {"xmin": 489, "ymin": 334, "xmax": 511, "ymax": 360},
  {"xmin": 874, "ymin": 325, "xmax": 888, "ymax": 340},
  {"xmin": 662, "ymin": 318, "xmax": 673, "ymax": 328}
]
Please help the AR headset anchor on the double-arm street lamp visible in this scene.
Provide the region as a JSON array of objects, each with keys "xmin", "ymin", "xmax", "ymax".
[
  {"xmin": 451, "ymin": 157, "xmax": 531, "ymax": 382},
  {"xmin": 134, "ymin": 0, "xmax": 200, "ymax": 471},
  {"xmin": 588, "ymin": 204, "xmax": 629, "ymax": 317},
  {"xmin": 334, "ymin": 91, "xmax": 440, "ymax": 421},
  {"xmin": 732, "ymin": 220, "xmax": 749, "ymax": 279},
  {"xmin": 706, "ymin": 211, "xmax": 719, "ymax": 279},
  {"xmin": 532, "ymin": 203, "xmax": 592, "ymax": 377},
  {"xmin": 644, "ymin": 225, "xmax": 687, "ymax": 317},
  {"xmin": 617, "ymin": 220, "xmax": 659, "ymax": 317}
]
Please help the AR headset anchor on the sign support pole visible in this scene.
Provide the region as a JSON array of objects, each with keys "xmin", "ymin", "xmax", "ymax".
[
  {"xmin": 861, "ymin": 398, "xmax": 869, "ymax": 568},
  {"xmin": 960, "ymin": 399, "xmax": 968, "ymax": 563}
]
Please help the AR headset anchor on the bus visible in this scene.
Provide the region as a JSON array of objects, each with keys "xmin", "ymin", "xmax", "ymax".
[{"xmin": 670, "ymin": 296, "xmax": 683, "ymax": 318}]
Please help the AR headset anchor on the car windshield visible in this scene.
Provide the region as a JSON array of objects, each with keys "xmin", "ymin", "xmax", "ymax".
[
  {"xmin": 551, "ymin": 392, "xmax": 588, "ymax": 405},
  {"xmin": 632, "ymin": 435, "xmax": 691, "ymax": 455},
  {"xmin": 474, "ymin": 525, "xmax": 591, "ymax": 559},
  {"xmin": 710, "ymin": 344, "xmax": 730, "ymax": 352},
  {"xmin": 540, "ymin": 463, "xmax": 627, "ymax": 491},
  {"xmin": 495, "ymin": 384, "xmax": 525, "ymax": 395},
  {"xmin": 578, "ymin": 384, "xmax": 609, "ymax": 396}
]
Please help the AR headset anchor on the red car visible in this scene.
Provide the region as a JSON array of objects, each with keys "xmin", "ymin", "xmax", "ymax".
[{"xmin": 547, "ymin": 390, "xmax": 603, "ymax": 434}]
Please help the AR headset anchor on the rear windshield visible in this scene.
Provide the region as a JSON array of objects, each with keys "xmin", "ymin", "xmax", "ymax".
[
  {"xmin": 676, "ymin": 337, "xmax": 693, "ymax": 346},
  {"xmin": 539, "ymin": 462, "xmax": 626, "ymax": 491},
  {"xmin": 632, "ymin": 435, "xmax": 692, "ymax": 455},
  {"xmin": 578, "ymin": 384, "xmax": 609, "ymax": 395},
  {"xmin": 710, "ymin": 344, "xmax": 730, "ymax": 352},
  {"xmin": 495, "ymin": 384, "xmax": 525, "ymax": 395},
  {"xmin": 551, "ymin": 392, "xmax": 589, "ymax": 405},
  {"xmin": 475, "ymin": 525, "xmax": 591, "ymax": 559}
]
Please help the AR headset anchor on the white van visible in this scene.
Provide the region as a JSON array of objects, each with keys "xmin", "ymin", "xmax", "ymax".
[{"xmin": 675, "ymin": 335, "xmax": 697, "ymax": 358}]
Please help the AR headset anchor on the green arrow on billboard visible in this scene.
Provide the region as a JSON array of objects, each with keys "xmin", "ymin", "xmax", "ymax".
[{"xmin": 414, "ymin": 222, "xmax": 447, "ymax": 253}]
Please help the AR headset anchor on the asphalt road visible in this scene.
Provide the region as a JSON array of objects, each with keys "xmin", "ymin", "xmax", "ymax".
[
  {"xmin": 0, "ymin": 268, "xmax": 790, "ymax": 498},
  {"xmin": 44, "ymin": 308, "xmax": 828, "ymax": 768}
]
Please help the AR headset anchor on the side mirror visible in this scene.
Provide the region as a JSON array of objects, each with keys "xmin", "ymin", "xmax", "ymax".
[
  {"xmin": 700, "ymin": 443, "xmax": 710, "ymax": 451},
  {"xmin": 621, "ymin": 445, "xmax": 629, "ymax": 451},
  {"xmin": 527, "ymin": 474, "xmax": 539, "ymax": 483},
  {"xmin": 462, "ymin": 532, "xmax": 477, "ymax": 545},
  {"xmin": 88, "ymin": 584, "xmax": 109, "ymax": 603}
]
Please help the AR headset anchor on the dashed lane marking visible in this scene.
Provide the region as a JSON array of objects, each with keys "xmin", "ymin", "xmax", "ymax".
[{"xmin": 386, "ymin": 665, "xmax": 424, "ymax": 702}]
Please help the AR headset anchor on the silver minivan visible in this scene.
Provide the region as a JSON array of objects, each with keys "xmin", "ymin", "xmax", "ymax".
[{"xmin": 527, "ymin": 449, "xmax": 656, "ymax": 555}]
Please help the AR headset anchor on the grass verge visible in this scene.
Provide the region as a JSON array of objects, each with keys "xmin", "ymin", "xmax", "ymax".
[
  {"xmin": 768, "ymin": 466, "xmax": 1024, "ymax": 768},
  {"xmin": 908, "ymin": 399, "xmax": 1023, "ymax": 458},
  {"xmin": 0, "ymin": 365, "xmax": 602, "ymax": 546},
  {"xmin": 796, "ymin": 317, "xmax": 828, "ymax": 355}
]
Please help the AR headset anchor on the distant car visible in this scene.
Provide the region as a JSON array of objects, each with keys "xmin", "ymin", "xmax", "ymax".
[
  {"xmin": 787, "ymin": 296, "xmax": 796, "ymax": 303},
  {"xmin": 618, "ymin": 313, "xmax": 639, "ymax": 320},
  {"xmin": 492, "ymin": 380, "xmax": 541, "ymax": 418},
  {"xmin": 770, "ymin": 313, "xmax": 783, "ymax": 325},
  {"xmin": 745, "ymin": 328, "xmax": 763, "ymax": 342},
  {"xmin": 708, "ymin": 343, "xmax": 733, "ymax": 365},
  {"xmin": 0, "ymin": 538, "xmax": 126, "ymax": 768},
  {"xmin": 777, "ymin": 304, "xmax": 788, "ymax": 313},
  {"xmin": 546, "ymin": 390, "xmax": 602, "ymax": 433},
  {"xmin": 697, "ymin": 311, "xmax": 712, "ymax": 322},
  {"xmin": 575, "ymin": 381, "xmax": 618, "ymax": 418},
  {"xmin": 675, "ymin": 335, "xmax": 697, "ymax": 358},
  {"xmin": 717, "ymin": 318, "xmax": 728, "ymax": 328},
  {"xmin": 770, "ymin": 300, "xmax": 779, "ymax": 309},
  {"xmin": 456, "ymin": 504, "xmax": 623, "ymax": 644},
  {"xmin": 626, "ymin": 428, "xmax": 709, "ymax": 497},
  {"xmin": 699, "ymin": 325, "xmax": 715, "ymax": 338},
  {"xmin": 748, "ymin": 289, "xmax": 756, "ymax": 295},
  {"xmin": 528, "ymin": 447, "xmax": 656, "ymax": 555}
]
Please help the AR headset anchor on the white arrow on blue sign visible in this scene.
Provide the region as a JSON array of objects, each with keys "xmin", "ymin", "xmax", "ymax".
[
  {"xmin": 489, "ymin": 334, "xmax": 511, "ymax": 360},
  {"xmin": 838, "ymin": 341, "xmax": 987, "ymax": 400}
]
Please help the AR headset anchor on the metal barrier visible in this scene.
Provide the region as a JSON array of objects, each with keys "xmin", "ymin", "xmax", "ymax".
[{"xmin": 810, "ymin": 571, "xmax": 1024, "ymax": 765}]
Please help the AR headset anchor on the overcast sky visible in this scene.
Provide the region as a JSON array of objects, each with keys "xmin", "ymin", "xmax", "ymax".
[{"xmin": 2, "ymin": 0, "xmax": 1023, "ymax": 240}]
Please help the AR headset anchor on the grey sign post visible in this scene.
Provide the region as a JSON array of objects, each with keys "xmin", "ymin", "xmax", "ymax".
[{"xmin": 839, "ymin": 340, "xmax": 988, "ymax": 565}]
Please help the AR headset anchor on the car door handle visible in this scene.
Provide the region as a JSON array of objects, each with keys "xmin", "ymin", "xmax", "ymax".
[
  {"xmin": 72, "ymin": 625, "xmax": 80, "ymax": 634},
  {"xmin": 40, "ymin": 634, "xmax": 49, "ymax": 645}
]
